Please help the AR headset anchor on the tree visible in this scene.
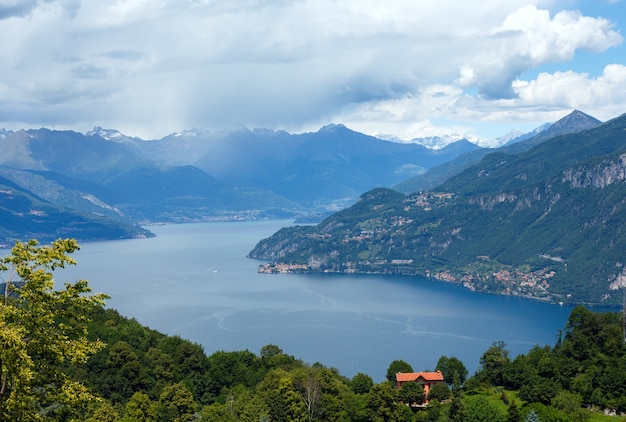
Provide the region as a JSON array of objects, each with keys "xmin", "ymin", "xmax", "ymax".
[
  {"xmin": 291, "ymin": 368, "xmax": 322, "ymax": 422},
  {"xmin": 385, "ymin": 360, "xmax": 413, "ymax": 384},
  {"xmin": 344, "ymin": 392, "xmax": 369, "ymax": 422},
  {"xmin": 104, "ymin": 340, "xmax": 143, "ymax": 403},
  {"xmin": 0, "ymin": 238, "xmax": 108, "ymax": 421},
  {"xmin": 277, "ymin": 376, "xmax": 308, "ymax": 422},
  {"xmin": 351, "ymin": 372, "xmax": 374, "ymax": 394},
  {"xmin": 518, "ymin": 376, "xmax": 559, "ymax": 405},
  {"xmin": 85, "ymin": 400, "xmax": 119, "ymax": 422},
  {"xmin": 155, "ymin": 382, "xmax": 196, "ymax": 422},
  {"xmin": 257, "ymin": 369, "xmax": 307, "ymax": 422},
  {"xmin": 477, "ymin": 340, "xmax": 510, "ymax": 386},
  {"xmin": 463, "ymin": 395, "xmax": 505, "ymax": 422},
  {"xmin": 551, "ymin": 390, "xmax": 587, "ymax": 422},
  {"xmin": 145, "ymin": 346, "xmax": 174, "ymax": 394},
  {"xmin": 427, "ymin": 382, "xmax": 451, "ymax": 402},
  {"xmin": 238, "ymin": 394, "xmax": 270, "ymax": 422},
  {"xmin": 366, "ymin": 382, "xmax": 402, "ymax": 422},
  {"xmin": 524, "ymin": 409, "xmax": 540, "ymax": 422},
  {"xmin": 398, "ymin": 381, "xmax": 425, "ymax": 405},
  {"xmin": 200, "ymin": 402, "xmax": 237, "ymax": 422},
  {"xmin": 436, "ymin": 355, "xmax": 468, "ymax": 385},
  {"xmin": 260, "ymin": 344, "xmax": 283, "ymax": 358},
  {"xmin": 505, "ymin": 400, "xmax": 521, "ymax": 422},
  {"xmin": 448, "ymin": 387, "xmax": 464, "ymax": 422},
  {"xmin": 124, "ymin": 391, "xmax": 155, "ymax": 421}
]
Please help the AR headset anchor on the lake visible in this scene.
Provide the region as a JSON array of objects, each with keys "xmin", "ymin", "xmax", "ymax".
[{"xmin": 48, "ymin": 220, "xmax": 581, "ymax": 382}]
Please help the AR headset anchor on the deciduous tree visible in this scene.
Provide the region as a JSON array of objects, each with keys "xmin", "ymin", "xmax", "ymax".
[
  {"xmin": 477, "ymin": 340, "xmax": 510, "ymax": 386},
  {"xmin": 398, "ymin": 381, "xmax": 424, "ymax": 405},
  {"xmin": 385, "ymin": 360, "xmax": 413, "ymax": 384},
  {"xmin": 155, "ymin": 382, "xmax": 196, "ymax": 422},
  {"xmin": 463, "ymin": 395, "xmax": 505, "ymax": 422},
  {"xmin": 0, "ymin": 239, "xmax": 108, "ymax": 421},
  {"xmin": 124, "ymin": 391, "xmax": 155, "ymax": 421},
  {"xmin": 436, "ymin": 355, "xmax": 468, "ymax": 385},
  {"xmin": 428, "ymin": 382, "xmax": 451, "ymax": 402},
  {"xmin": 351, "ymin": 372, "xmax": 373, "ymax": 394},
  {"xmin": 366, "ymin": 382, "xmax": 402, "ymax": 421}
]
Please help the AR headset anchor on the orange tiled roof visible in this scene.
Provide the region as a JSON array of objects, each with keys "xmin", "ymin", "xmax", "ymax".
[{"xmin": 396, "ymin": 371, "xmax": 444, "ymax": 382}]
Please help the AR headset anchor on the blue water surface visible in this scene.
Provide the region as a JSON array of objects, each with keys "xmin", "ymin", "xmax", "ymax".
[{"xmin": 51, "ymin": 220, "xmax": 586, "ymax": 381}]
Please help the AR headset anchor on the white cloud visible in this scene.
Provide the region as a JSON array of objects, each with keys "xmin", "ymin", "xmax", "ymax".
[
  {"xmin": 341, "ymin": 64, "xmax": 626, "ymax": 141},
  {"xmin": 513, "ymin": 64, "xmax": 626, "ymax": 114},
  {"xmin": 456, "ymin": 5, "xmax": 623, "ymax": 98},
  {"xmin": 0, "ymin": 1, "xmax": 624, "ymax": 139}
]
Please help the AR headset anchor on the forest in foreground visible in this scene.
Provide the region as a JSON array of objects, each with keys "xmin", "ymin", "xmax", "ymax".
[{"xmin": 2, "ymin": 239, "xmax": 626, "ymax": 421}]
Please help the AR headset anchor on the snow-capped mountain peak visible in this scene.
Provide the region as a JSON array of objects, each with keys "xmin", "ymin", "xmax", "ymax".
[{"xmin": 87, "ymin": 127, "xmax": 135, "ymax": 142}]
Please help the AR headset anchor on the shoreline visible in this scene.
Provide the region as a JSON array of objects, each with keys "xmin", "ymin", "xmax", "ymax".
[{"xmin": 257, "ymin": 261, "xmax": 618, "ymax": 308}]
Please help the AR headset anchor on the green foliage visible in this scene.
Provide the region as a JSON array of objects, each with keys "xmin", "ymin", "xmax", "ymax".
[
  {"xmin": 463, "ymin": 395, "xmax": 506, "ymax": 422},
  {"xmin": 344, "ymin": 392, "xmax": 370, "ymax": 422},
  {"xmin": 436, "ymin": 355, "xmax": 468, "ymax": 385},
  {"xmin": 518, "ymin": 376, "xmax": 559, "ymax": 405},
  {"xmin": 399, "ymin": 381, "xmax": 425, "ymax": 405},
  {"xmin": 386, "ymin": 359, "xmax": 414, "ymax": 383},
  {"xmin": 0, "ymin": 238, "xmax": 108, "ymax": 420},
  {"xmin": 428, "ymin": 382, "xmax": 451, "ymax": 402},
  {"xmin": 257, "ymin": 369, "xmax": 308, "ymax": 422},
  {"xmin": 351, "ymin": 372, "xmax": 374, "ymax": 394},
  {"xmin": 366, "ymin": 382, "xmax": 404, "ymax": 422},
  {"xmin": 155, "ymin": 382, "xmax": 196, "ymax": 422},
  {"xmin": 84, "ymin": 400, "xmax": 120, "ymax": 422},
  {"xmin": 506, "ymin": 400, "xmax": 522, "ymax": 422},
  {"xmin": 124, "ymin": 392, "xmax": 155, "ymax": 421},
  {"xmin": 524, "ymin": 409, "xmax": 541, "ymax": 422},
  {"xmin": 551, "ymin": 391, "xmax": 588, "ymax": 422},
  {"xmin": 448, "ymin": 386, "xmax": 465, "ymax": 422},
  {"xmin": 0, "ymin": 177, "xmax": 154, "ymax": 245},
  {"xmin": 522, "ymin": 402, "xmax": 581, "ymax": 422},
  {"xmin": 476, "ymin": 341, "xmax": 511, "ymax": 386},
  {"xmin": 260, "ymin": 343, "xmax": 283, "ymax": 358}
]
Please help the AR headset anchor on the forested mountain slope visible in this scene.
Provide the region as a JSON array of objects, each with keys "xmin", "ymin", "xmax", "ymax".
[
  {"xmin": 0, "ymin": 174, "xmax": 152, "ymax": 246},
  {"xmin": 249, "ymin": 113, "xmax": 626, "ymax": 305}
]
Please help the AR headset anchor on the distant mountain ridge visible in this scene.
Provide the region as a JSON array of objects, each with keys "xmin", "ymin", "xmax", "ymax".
[
  {"xmin": 0, "ymin": 122, "xmax": 482, "ymax": 243},
  {"xmin": 131, "ymin": 123, "xmax": 482, "ymax": 207},
  {"xmin": 249, "ymin": 111, "xmax": 625, "ymax": 305}
]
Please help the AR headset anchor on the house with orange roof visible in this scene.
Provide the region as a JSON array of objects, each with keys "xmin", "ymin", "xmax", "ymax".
[{"xmin": 395, "ymin": 371, "xmax": 445, "ymax": 405}]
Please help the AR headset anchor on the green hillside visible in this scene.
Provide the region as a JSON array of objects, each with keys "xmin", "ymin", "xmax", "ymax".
[
  {"xmin": 249, "ymin": 113, "xmax": 626, "ymax": 305},
  {"xmin": 0, "ymin": 175, "xmax": 153, "ymax": 246}
]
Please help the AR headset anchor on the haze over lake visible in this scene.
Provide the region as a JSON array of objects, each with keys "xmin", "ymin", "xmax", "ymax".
[{"xmin": 50, "ymin": 220, "xmax": 581, "ymax": 381}]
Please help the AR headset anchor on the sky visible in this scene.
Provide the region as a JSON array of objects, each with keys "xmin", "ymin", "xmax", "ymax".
[{"xmin": 0, "ymin": 0, "xmax": 625, "ymax": 142}]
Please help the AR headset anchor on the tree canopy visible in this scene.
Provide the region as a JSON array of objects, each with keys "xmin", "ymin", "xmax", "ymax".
[
  {"xmin": 0, "ymin": 239, "xmax": 108, "ymax": 421},
  {"xmin": 436, "ymin": 355, "xmax": 468, "ymax": 385},
  {"xmin": 385, "ymin": 360, "xmax": 413, "ymax": 383}
]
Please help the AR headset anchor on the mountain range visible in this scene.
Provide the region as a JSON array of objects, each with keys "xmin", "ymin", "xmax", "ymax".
[
  {"xmin": 0, "ymin": 123, "xmax": 481, "ymax": 245},
  {"xmin": 248, "ymin": 111, "xmax": 625, "ymax": 306},
  {"xmin": 394, "ymin": 110, "xmax": 602, "ymax": 193}
]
